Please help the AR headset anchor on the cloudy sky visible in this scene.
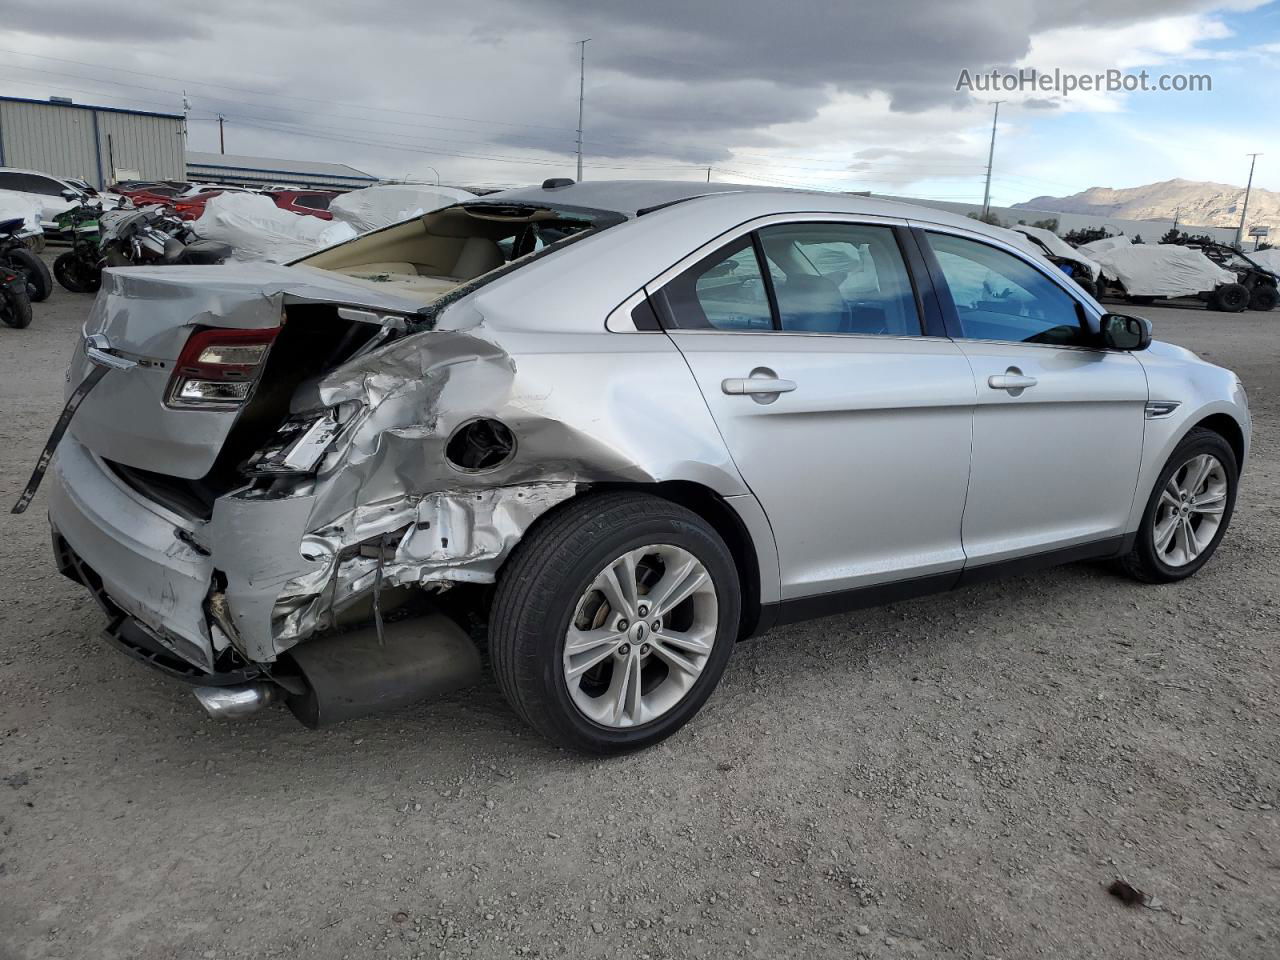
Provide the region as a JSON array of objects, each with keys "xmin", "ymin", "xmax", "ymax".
[{"xmin": 1, "ymin": 0, "xmax": 1277, "ymax": 204}]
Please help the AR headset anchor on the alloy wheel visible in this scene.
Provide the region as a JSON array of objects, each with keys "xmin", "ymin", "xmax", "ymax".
[
  {"xmin": 562, "ymin": 544, "xmax": 719, "ymax": 729},
  {"xmin": 1153, "ymin": 453, "xmax": 1228, "ymax": 567}
]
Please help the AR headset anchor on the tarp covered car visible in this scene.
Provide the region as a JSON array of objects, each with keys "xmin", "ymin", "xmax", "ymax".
[
  {"xmin": 1011, "ymin": 224, "xmax": 1102, "ymax": 295},
  {"xmin": 193, "ymin": 192, "xmax": 357, "ymax": 263},
  {"xmin": 1089, "ymin": 243, "xmax": 1248, "ymax": 311},
  {"xmin": 328, "ymin": 184, "xmax": 476, "ymax": 234}
]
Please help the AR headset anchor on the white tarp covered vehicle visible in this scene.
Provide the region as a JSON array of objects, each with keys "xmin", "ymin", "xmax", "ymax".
[
  {"xmin": 1011, "ymin": 224, "xmax": 1102, "ymax": 286},
  {"xmin": 1090, "ymin": 243, "xmax": 1248, "ymax": 311},
  {"xmin": 193, "ymin": 193, "xmax": 357, "ymax": 263},
  {"xmin": 328, "ymin": 184, "xmax": 476, "ymax": 234},
  {"xmin": 0, "ymin": 190, "xmax": 45, "ymax": 239},
  {"xmin": 1249, "ymin": 247, "xmax": 1280, "ymax": 274}
]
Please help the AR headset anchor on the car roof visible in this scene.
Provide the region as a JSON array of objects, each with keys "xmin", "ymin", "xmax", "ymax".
[
  {"xmin": 0, "ymin": 167, "xmax": 76, "ymax": 184},
  {"xmin": 487, "ymin": 179, "xmax": 1014, "ymax": 239}
]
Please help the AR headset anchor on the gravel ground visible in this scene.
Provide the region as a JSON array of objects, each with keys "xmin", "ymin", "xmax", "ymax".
[{"xmin": 0, "ymin": 270, "xmax": 1277, "ymax": 960}]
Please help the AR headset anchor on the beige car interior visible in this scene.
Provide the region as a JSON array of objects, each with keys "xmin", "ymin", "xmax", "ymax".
[{"xmin": 299, "ymin": 204, "xmax": 574, "ymax": 302}]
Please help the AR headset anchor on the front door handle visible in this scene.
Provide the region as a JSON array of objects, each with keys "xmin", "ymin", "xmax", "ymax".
[
  {"xmin": 721, "ymin": 376, "xmax": 797, "ymax": 396},
  {"xmin": 987, "ymin": 367, "xmax": 1037, "ymax": 395}
]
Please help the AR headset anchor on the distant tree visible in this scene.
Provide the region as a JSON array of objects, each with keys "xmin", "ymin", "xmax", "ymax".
[
  {"xmin": 1030, "ymin": 218, "xmax": 1059, "ymax": 231},
  {"xmin": 1064, "ymin": 226, "xmax": 1114, "ymax": 245},
  {"xmin": 967, "ymin": 211, "xmax": 1005, "ymax": 227},
  {"xmin": 1258, "ymin": 242, "xmax": 1273, "ymax": 252},
  {"xmin": 1132, "ymin": 235, "xmax": 1145, "ymax": 244},
  {"xmin": 1160, "ymin": 228, "xmax": 1183, "ymax": 244}
]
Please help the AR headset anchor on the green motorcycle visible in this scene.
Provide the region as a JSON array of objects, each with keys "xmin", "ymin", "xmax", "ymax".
[{"xmin": 53, "ymin": 202, "xmax": 104, "ymax": 293}]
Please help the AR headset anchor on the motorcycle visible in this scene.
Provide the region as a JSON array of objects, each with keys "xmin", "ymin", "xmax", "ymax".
[
  {"xmin": 53, "ymin": 200, "xmax": 232, "ymax": 293},
  {"xmin": 0, "ymin": 217, "xmax": 52, "ymax": 303},
  {"xmin": 52, "ymin": 200, "xmax": 105, "ymax": 294},
  {"xmin": 0, "ymin": 266, "xmax": 33, "ymax": 329},
  {"xmin": 100, "ymin": 206, "xmax": 232, "ymax": 268}
]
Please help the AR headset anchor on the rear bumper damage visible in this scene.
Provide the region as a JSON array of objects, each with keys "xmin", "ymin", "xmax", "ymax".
[{"xmin": 49, "ymin": 432, "xmax": 577, "ymax": 676}]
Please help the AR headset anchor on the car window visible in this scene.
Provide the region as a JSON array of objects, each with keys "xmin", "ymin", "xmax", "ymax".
[
  {"xmin": 0, "ymin": 173, "xmax": 22, "ymax": 191},
  {"xmin": 927, "ymin": 232, "xmax": 1087, "ymax": 346},
  {"xmin": 757, "ymin": 223, "xmax": 921, "ymax": 335},
  {"xmin": 22, "ymin": 174, "xmax": 68, "ymax": 196},
  {"xmin": 295, "ymin": 193, "xmax": 333, "ymax": 210},
  {"xmin": 656, "ymin": 235, "xmax": 774, "ymax": 331}
]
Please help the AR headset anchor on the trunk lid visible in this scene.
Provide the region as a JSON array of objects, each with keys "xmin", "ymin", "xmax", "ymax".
[{"xmin": 68, "ymin": 263, "xmax": 427, "ymax": 479}]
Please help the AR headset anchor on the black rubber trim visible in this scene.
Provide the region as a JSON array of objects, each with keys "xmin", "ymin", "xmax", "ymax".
[{"xmin": 759, "ymin": 534, "xmax": 1132, "ymax": 628}]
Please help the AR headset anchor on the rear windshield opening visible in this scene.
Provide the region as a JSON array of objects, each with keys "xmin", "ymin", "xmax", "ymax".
[{"xmin": 295, "ymin": 201, "xmax": 623, "ymax": 302}]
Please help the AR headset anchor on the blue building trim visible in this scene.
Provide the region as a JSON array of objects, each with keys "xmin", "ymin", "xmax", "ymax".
[{"xmin": 0, "ymin": 94, "xmax": 183, "ymax": 121}]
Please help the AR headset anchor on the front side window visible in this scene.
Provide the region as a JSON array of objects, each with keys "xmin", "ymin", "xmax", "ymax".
[{"xmin": 927, "ymin": 232, "xmax": 1087, "ymax": 346}]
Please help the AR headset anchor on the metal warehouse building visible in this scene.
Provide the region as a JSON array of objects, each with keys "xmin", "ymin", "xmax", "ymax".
[
  {"xmin": 0, "ymin": 96, "xmax": 185, "ymax": 189},
  {"xmin": 186, "ymin": 151, "xmax": 377, "ymax": 191}
]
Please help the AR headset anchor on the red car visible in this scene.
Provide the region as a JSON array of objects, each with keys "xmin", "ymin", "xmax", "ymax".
[
  {"xmin": 109, "ymin": 180, "xmax": 190, "ymax": 208},
  {"xmin": 270, "ymin": 190, "xmax": 339, "ymax": 220}
]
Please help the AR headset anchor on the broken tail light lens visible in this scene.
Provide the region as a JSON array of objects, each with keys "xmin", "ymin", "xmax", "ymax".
[{"xmin": 166, "ymin": 326, "xmax": 280, "ymax": 408}]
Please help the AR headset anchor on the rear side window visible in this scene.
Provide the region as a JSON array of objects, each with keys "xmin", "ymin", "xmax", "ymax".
[
  {"xmin": 926, "ymin": 232, "xmax": 1087, "ymax": 346},
  {"xmin": 656, "ymin": 235, "xmax": 773, "ymax": 331},
  {"xmin": 758, "ymin": 223, "xmax": 921, "ymax": 335}
]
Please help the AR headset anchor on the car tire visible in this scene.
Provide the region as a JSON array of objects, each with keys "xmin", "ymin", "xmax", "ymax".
[
  {"xmin": 1248, "ymin": 285, "xmax": 1279, "ymax": 312},
  {"xmin": 1119, "ymin": 427, "xmax": 1238, "ymax": 584},
  {"xmin": 1209, "ymin": 282, "xmax": 1249, "ymax": 313},
  {"xmin": 53, "ymin": 252, "xmax": 101, "ymax": 294},
  {"xmin": 490, "ymin": 491, "xmax": 741, "ymax": 754},
  {"xmin": 1127, "ymin": 295, "xmax": 1157, "ymax": 305},
  {"xmin": 7, "ymin": 247, "xmax": 52, "ymax": 302},
  {"xmin": 0, "ymin": 281, "xmax": 33, "ymax": 328}
]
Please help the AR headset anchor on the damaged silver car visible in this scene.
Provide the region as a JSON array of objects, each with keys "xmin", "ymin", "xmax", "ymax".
[{"xmin": 22, "ymin": 180, "xmax": 1250, "ymax": 753}]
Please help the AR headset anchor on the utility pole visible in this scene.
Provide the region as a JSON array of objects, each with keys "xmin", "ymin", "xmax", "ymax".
[
  {"xmin": 706, "ymin": 166, "xmax": 711, "ymax": 183},
  {"xmin": 1237, "ymin": 152, "xmax": 1261, "ymax": 247},
  {"xmin": 575, "ymin": 39, "xmax": 590, "ymax": 182},
  {"xmin": 981, "ymin": 100, "xmax": 1004, "ymax": 219},
  {"xmin": 218, "ymin": 115, "xmax": 225, "ymax": 155}
]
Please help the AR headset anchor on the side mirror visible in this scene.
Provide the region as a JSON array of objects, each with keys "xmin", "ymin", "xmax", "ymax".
[
  {"xmin": 1100, "ymin": 313, "xmax": 1152, "ymax": 351},
  {"xmin": 60, "ymin": 189, "xmax": 80, "ymax": 201}
]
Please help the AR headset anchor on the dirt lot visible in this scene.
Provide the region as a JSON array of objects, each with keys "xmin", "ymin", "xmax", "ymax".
[{"xmin": 0, "ymin": 272, "xmax": 1276, "ymax": 960}]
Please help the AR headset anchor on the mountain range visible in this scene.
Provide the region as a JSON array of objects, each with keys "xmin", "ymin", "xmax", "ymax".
[{"xmin": 1013, "ymin": 178, "xmax": 1278, "ymax": 237}]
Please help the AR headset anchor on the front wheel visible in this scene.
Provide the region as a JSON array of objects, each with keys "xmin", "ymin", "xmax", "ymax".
[
  {"xmin": 0, "ymin": 281, "xmax": 33, "ymax": 328},
  {"xmin": 1119, "ymin": 428, "xmax": 1238, "ymax": 583},
  {"xmin": 53, "ymin": 252, "xmax": 101, "ymax": 293},
  {"xmin": 1209, "ymin": 282, "xmax": 1249, "ymax": 313},
  {"xmin": 490, "ymin": 492, "xmax": 740, "ymax": 754},
  {"xmin": 1248, "ymin": 285, "xmax": 1279, "ymax": 312},
  {"xmin": 6, "ymin": 247, "xmax": 51, "ymax": 302}
]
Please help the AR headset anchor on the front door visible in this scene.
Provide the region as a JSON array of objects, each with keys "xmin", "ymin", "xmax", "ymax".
[
  {"xmin": 919, "ymin": 228, "xmax": 1148, "ymax": 565},
  {"xmin": 652, "ymin": 219, "xmax": 977, "ymax": 600}
]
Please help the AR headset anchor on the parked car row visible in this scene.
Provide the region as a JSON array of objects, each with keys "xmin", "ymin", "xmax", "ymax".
[{"xmin": 110, "ymin": 179, "xmax": 341, "ymax": 221}]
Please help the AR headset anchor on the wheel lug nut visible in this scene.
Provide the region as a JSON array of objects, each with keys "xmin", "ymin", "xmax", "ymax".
[
  {"xmin": 638, "ymin": 604, "xmax": 648, "ymax": 617},
  {"xmin": 617, "ymin": 619, "xmax": 629, "ymax": 630},
  {"xmin": 618, "ymin": 643, "xmax": 630, "ymax": 656},
  {"xmin": 640, "ymin": 643, "xmax": 651, "ymax": 655}
]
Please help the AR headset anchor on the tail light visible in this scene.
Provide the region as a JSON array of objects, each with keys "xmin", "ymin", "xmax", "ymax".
[{"xmin": 166, "ymin": 326, "xmax": 280, "ymax": 408}]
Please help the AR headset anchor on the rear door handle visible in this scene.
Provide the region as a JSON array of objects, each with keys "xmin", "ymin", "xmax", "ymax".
[{"xmin": 721, "ymin": 376, "xmax": 797, "ymax": 396}]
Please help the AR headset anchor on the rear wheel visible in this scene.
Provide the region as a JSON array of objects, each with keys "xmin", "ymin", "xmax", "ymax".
[
  {"xmin": 490, "ymin": 492, "xmax": 740, "ymax": 754},
  {"xmin": 6, "ymin": 247, "xmax": 51, "ymax": 302},
  {"xmin": 1248, "ymin": 284, "xmax": 1278, "ymax": 312},
  {"xmin": 1119, "ymin": 428, "xmax": 1238, "ymax": 583},
  {"xmin": 0, "ymin": 281, "xmax": 33, "ymax": 328},
  {"xmin": 53, "ymin": 252, "xmax": 101, "ymax": 293},
  {"xmin": 1209, "ymin": 282, "xmax": 1249, "ymax": 313}
]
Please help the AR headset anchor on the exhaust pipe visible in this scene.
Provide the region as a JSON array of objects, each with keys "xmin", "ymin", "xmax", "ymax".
[
  {"xmin": 193, "ymin": 682, "xmax": 280, "ymax": 719},
  {"xmin": 283, "ymin": 613, "xmax": 482, "ymax": 727}
]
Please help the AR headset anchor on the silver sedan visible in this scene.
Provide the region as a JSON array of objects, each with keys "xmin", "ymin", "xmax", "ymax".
[{"xmin": 27, "ymin": 180, "xmax": 1249, "ymax": 753}]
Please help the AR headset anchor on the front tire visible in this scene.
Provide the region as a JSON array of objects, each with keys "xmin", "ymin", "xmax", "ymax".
[
  {"xmin": 1248, "ymin": 285, "xmax": 1278, "ymax": 312},
  {"xmin": 490, "ymin": 492, "xmax": 740, "ymax": 754},
  {"xmin": 6, "ymin": 247, "xmax": 51, "ymax": 302},
  {"xmin": 1119, "ymin": 428, "xmax": 1238, "ymax": 583},
  {"xmin": 0, "ymin": 282, "xmax": 33, "ymax": 328},
  {"xmin": 1209, "ymin": 282, "xmax": 1249, "ymax": 313},
  {"xmin": 53, "ymin": 252, "xmax": 101, "ymax": 293}
]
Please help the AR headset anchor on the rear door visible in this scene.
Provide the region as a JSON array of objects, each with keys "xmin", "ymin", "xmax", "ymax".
[
  {"xmin": 917, "ymin": 226, "xmax": 1148, "ymax": 565},
  {"xmin": 651, "ymin": 216, "xmax": 976, "ymax": 602}
]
